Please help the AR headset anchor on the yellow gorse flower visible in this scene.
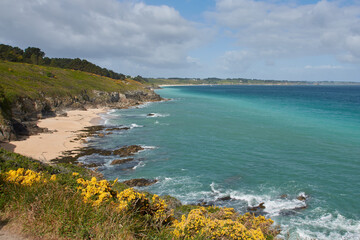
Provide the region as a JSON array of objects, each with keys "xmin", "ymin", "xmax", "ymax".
[
  {"xmin": 2, "ymin": 169, "xmax": 276, "ymax": 238},
  {"xmin": 75, "ymin": 176, "xmax": 118, "ymax": 206},
  {"xmin": 4, "ymin": 168, "xmax": 45, "ymax": 186},
  {"xmin": 172, "ymin": 206, "xmax": 273, "ymax": 240}
]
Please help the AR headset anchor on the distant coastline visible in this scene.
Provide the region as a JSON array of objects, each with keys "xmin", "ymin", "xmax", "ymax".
[{"xmin": 158, "ymin": 82, "xmax": 360, "ymax": 87}]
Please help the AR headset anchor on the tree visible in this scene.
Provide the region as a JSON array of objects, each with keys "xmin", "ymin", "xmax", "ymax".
[{"xmin": 23, "ymin": 47, "xmax": 45, "ymax": 63}]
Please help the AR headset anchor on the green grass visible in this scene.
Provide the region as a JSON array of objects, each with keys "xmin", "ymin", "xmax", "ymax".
[
  {"xmin": 0, "ymin": 60, "xmax": 147, "ymax": 117},
  {"xmin": 0, "ymin": 148, "xmax": 280, "ymax": 239}
]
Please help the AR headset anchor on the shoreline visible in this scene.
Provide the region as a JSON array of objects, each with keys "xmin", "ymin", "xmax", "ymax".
[{"xmin": 0, "ymin": 108, "xmax": 107, "ymax": 164}]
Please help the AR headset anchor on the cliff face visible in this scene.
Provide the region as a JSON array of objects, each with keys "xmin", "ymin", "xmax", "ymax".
[{"xmin": 0, "ymin": 89, "xmax": 161, "ymax": 141}]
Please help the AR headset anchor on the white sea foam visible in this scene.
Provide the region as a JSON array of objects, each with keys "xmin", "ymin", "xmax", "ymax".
[
  {"xmin": 141, "ymin": 145, "xmax": 157, "ymax": 150},
  {"xmin": 133, "ymin": 161, "xmax": 145, "ymax": 169},
  {"xmin": 210, "ymin": 182, "xmax": 221, "ymax": 195},
  {"xmin": 130, "ymin": 123, "xmax": 143, "ymax": 128},
  {"xmin": 146, "ymin": 113, "xmax": 170, "ymax": 118},
  {"xmin": 283, "ymin": 208, "xmax": 360, "ymax": 240}
]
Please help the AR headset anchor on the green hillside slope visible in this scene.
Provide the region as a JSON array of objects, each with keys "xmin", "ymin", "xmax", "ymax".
[
  {"xmin": 0, "ymin": 60, "xmax": 144, "ymax": 102},
  {"xmin": 0, "ymin": 60, "xmax": 160, "ymax": 141}
]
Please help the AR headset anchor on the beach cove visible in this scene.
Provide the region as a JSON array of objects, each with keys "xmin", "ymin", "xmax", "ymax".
[
  {"xmin": 0, "ymin": 108, "xmax": 106, "ymax": 163},
  {"xmin": 1, "ymin": 85, "xmax": 360, "ymax": 239}
]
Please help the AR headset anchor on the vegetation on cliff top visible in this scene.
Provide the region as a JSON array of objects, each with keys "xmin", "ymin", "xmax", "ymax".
[
  {"xmin": 0, "ymin": 60, "xmax": 145, "ymax": 103},
  {"xmin": 0, "ymin": 44, "xmax": 127, "ymax": 81},
  {"xmin": 0, "ymin": 148, "xmax": 280, "ymax": 239}
]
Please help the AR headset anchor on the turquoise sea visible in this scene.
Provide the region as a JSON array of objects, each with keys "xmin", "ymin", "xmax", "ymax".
[{"xmin": 82, "ymin": 85, "xmax": 360, "ymax": 239}]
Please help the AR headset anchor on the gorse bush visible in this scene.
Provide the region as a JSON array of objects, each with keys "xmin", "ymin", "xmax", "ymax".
[
  {"xmin": 0, "ymin": 152, "xmax": 280, "ymax": 240},
  {"xmin": 172, "ymin": 206, "xmax": 278, "ymax": 240}
]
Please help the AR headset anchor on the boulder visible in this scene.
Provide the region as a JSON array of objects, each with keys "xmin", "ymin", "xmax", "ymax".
[
  {"xmin": 84, "ymin": 162, "xmax": 102, "ymax": 168},
  {"xmin": 110, "ymin": 158, "xmax": 134, "ymax": 165},
  {"xmin": 216, "ymin": 195, "xmax": 232, "ymax": 201},
  {"xmin": 247, "ymin": 202, "xmax": 266, "ymax": 211},
  {"xmin": 297, "ymin": 195, "xmax": 307, "ymax": 201},
  {"xmin": 123, "ymin": 178, "xmax": 158, "ymax": 187},
  {"xmin": 113, "ymin": 145, "xmax": 144, "ymax": 157}
]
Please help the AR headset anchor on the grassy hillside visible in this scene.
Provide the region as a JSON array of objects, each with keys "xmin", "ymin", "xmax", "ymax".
[
  {"xmin": 0, "ymin": 60, "xmax": 144, "ymax": 104},
  {"xmin": 0, "ymin": 148, "xmax": 280, "ymax": 239}
]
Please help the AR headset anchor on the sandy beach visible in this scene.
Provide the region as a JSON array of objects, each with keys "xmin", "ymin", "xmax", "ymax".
[{"xmin": 0, "ymin": 108, "xmax": 106, "ymax": 164}]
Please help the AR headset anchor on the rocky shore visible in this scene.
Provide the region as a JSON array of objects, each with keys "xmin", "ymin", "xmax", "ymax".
[{"xmin": 0, "ymin": 89, "xmax": 161, "ymax": 142}]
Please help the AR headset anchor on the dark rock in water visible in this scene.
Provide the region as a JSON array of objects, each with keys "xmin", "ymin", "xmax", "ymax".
[
  {"xmin": 147, "ymin": 113, "xmax": 155, "ymax": 116},
  {"xmin": 280, "ymin": 194, "xmax": 288, "ymax": 199},
  {"xmin": 294, "ymin": 205, "xmax": 307, "ymax": 210},
  {"xmin": 123, "ymin": 178, "xmax": 158, "ymax": 187},
  {"xmin": 106, "ymin": 132, "xmax": 112, "ymax": 135},
  {"xmin": 279, "ymin": 209, "xmax": 297, "ymax": 216},
  {"xmin": 110, "ymin": 158, "xmax": 134, "ymax": 165},
  {"xmin": 84, "ymin": 162, "xmax": 102, "ymax": 168},
  {"xmin": 297, "ymin": 195, "xmax": 307, "ymax": 201},
  {"xmin": 217, "ymin": 195, "xmax": 232, "ymax": 201},
  {"xmin": 105, "ymin": 126, "xmax": 130, "ymax": 131},
  {"xmin": 279, "ymin": 204, "xmax": 308, "ymax": 216},
  {"xmin": 98, "ymin": 133, "xmax": 105, "ymax": 137},
  {"xmin": 53, "ymin": 145, "xmax": 144, "ymax": 164},
  {"xmin": 113, "ymin": 145, "xmax": 144, "ymax": 157},
  {"xmin": 247, "ymin": 202, "xmax": 266, "ymax": 211}
]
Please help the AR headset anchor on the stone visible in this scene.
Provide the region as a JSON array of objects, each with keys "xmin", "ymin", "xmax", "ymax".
[
  {"xmin": 113, "ymin": 145, "xmax": 144, "ymax": 157},
  {"xmin": 84, "ymin": 163, "xmax": 102, "ymax": 168},
  {"xmin": 110, "ymin": 158, "xmax": 134, "ymax": 165},
  {"xmin": 297, "ymin": 195, "xmax": 307, "ymax": 201},
  {"xmin": 123, "ymin": 178, "xmax": 158, "ymax": 187},
  {"xmin": 247, "ymin": 202, "xmax": 266, "ymax": 211},
  {"xmin": 217, "ymin": 195, "xmax": 232, "ymax": 201}
]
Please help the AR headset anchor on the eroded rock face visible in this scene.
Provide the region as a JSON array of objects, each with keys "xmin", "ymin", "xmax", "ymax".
[
  {"xmin": 0, "ymin": 89, "xmax": 162, "ymax": 141},
  {"xmin": 123, "ymin": 178, "xmax": 158, "ymax": 187},
  {"xmin": 113, "ymin": 145, "xmax": 144, "ymax": 157}
]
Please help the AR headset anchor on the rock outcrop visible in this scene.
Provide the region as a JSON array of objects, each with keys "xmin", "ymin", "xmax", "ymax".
[
  {"xmin": 0, "ymin": 89, "xmax": 161, "ymax": 142},
  {"xmin": 110, "ymin": 158, "xmax": 134, "ymax": 165},
  {"xmin": 123, "ymin": 178, "xmax": 158, "ymax": 187}
]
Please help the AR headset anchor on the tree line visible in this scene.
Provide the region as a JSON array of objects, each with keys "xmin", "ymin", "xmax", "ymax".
[{"xmin": 0, "ymin": 44, "xmax": 127, "ymax": 80}]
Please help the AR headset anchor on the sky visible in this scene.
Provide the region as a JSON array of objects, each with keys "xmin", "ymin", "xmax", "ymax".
[{"xmin": 1, "ymin": 0, "xmax": 360, "ymax": 82}]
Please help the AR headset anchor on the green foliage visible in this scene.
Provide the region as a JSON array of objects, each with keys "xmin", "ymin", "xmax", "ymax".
[
  {"xmin": 133, "ymin": 75, "xmax": 149, "ymax": 83},
  {"xmin": 0, "ymin": 148, "xmax": 57, "ymax": 174},
  {"xmin": 0, "ymin": 44, "xmax": 126, "ymax": 81},
  {"xmin": 0, "ymin": 44, "xmax": 24, "ymax": 62},
  {"xmin": 0, "ymin": 60, "xmax": 144, "ymax": 106},
  {"xmin": 0, "ymin": 149, "xmax": 280, "ymax": 239}
]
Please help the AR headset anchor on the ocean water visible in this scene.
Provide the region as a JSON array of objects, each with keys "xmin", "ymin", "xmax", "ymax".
[{"xmin": 83, "ymin": 85, "xmax": 360, "ymax": 239}]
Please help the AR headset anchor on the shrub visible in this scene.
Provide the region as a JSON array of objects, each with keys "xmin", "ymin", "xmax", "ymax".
[{"xmin": 172, "ymin": 206, "xmax": 279, "ymax": 240}]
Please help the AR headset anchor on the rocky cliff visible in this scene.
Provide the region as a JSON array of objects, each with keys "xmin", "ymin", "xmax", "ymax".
[{"xmin": 0, "ymin": 89, "xmax": 161, "ymax": 141}]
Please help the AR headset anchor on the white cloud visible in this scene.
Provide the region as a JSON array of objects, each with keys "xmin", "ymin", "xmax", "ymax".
[
  {"xmin": 304, "ymin": 65, "xmax": 344, "ymax": 69},
  {"xmin": 0, "ymin": 0, "xmax": 207, "ymax": 71},
  {"xmin": 220, "ymin": 50, "xmax": 255, "ymax": 71},
  {"xmin": 208, "ymin": 0, "xmax": 360, "ymax": 70}
]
